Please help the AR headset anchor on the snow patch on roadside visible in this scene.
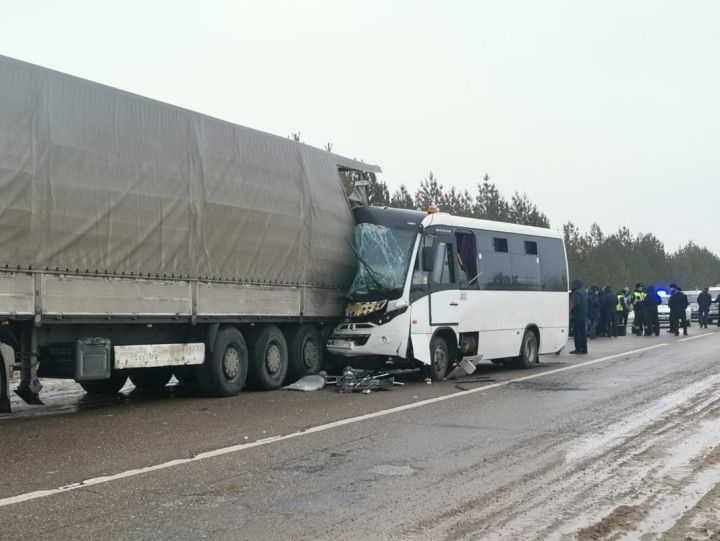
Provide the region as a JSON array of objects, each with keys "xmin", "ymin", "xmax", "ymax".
[{"xmin": 565, "ymin": 374, "xmax": 720, "ymax": 464}]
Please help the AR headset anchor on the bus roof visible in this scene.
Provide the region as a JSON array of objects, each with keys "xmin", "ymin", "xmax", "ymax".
[{"xmin": 422, "ymin": 212, "xmax": 563, "ymax": 239}]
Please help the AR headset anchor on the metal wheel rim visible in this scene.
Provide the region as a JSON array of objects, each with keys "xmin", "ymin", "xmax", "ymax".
[
  {"xmin": 266, "ymin": 343, "xmax": 282, "ymax": 374},
  {"xmin": 433, "ymin": 345, "xmax": 447, "ymax": 373},
  {"xmin": 302, "ymin": 338, "xmax": 318, "ymax": 370},
  {"xmin": 525, "ymin": 336, "xmax": 537, "ymax": 361},
  {"xmin": 223, "ymin": 345, "xmax": 241, "ymax": 379}
]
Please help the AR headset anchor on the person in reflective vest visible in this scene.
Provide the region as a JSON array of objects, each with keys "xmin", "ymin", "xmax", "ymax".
[
  {"xmin": 631, "ymin": 283, "xmax": 646, "ymax": 336},
  {"xmin": 616, "ymin": 289, "xmax": 628, "ymax": 335}
]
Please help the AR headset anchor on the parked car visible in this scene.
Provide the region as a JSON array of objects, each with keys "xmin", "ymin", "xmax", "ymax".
[
  {"xmin": 709, "ymin": 288, "xmax": 720, "ymax": 325},
  {"xmin": 687, "ymin": 291, "xmax": 701, "ymax": 322},
  {"xmin": 690, "ymin": 288, "xmax": 720, "ymax": 324}
]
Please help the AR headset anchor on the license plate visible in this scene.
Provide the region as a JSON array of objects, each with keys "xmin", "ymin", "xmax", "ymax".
[{"xmin": 327, "ymin": 339, "xmax": 355, "ymax": 350}]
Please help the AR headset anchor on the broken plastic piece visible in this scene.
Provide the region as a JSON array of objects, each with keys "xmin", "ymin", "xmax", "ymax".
[
  {"xmin": 283, "ymin": 375, "xmax": 326, "ymax": 392},
  {"xmin": 447, "ymin": 358, "xmax": 477, "ymax": 379}
]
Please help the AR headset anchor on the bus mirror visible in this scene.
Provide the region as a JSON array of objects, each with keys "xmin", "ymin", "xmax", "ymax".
[{"xmin": 421, "ymin": 246, "xmax": 433, "ymax": 272}]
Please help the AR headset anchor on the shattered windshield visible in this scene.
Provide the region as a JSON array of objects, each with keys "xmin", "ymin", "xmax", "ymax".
[{"xmin": 348, "ymin": 223, "xmax": 417, "ymax": 300}]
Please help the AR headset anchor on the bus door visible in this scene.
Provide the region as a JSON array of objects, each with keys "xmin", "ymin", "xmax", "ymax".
[
  {"xmin": 427, "ymin": 232, "xmax": 460, "ymax": 329},
  {"xmin": 408, "ymin": 230, "xmax": 459, "ymax": 364}
]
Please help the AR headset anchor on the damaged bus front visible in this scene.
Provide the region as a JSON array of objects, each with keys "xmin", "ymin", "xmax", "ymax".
[
  {"xmin": 327, "ymin": 207, "xmax": 569, "ymax": 380},
  {"xmin": 327, "ymin": 207, "xmax": 424, "ymax": 363}
]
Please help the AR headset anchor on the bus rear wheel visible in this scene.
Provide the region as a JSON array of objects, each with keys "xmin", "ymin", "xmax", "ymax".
[{"xmin": 514, "ymin": 330, "xmax": 539, "ymax": 369}]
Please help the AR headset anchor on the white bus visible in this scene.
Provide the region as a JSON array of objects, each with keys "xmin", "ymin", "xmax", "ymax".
[{"xmin": 327, "ymin": 206, "xmax": 569, "ymax": 379}]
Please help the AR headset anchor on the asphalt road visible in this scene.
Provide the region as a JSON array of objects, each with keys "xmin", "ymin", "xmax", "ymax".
[{"xmin": 2, "ymin": 329, "xmax": 720, "ymax": 540}]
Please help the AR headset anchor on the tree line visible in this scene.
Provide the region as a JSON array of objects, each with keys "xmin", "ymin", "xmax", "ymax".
[{"xmin": 347, "ymin": 171, "xmax": 720, "ymax": 290}]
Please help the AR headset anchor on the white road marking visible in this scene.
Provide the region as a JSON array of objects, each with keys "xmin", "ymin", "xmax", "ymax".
[
  {"xmin": 0, "ymin": 342, "xmax": 685, "ymax": 508},
  {"xmin": 678, "ymin": 332, "xmax": 714, "ymax": 342}
]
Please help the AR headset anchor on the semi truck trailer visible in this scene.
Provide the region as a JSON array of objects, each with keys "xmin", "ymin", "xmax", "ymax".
[{"xmin": 0, "ymin": 55, "xmax": 379, "ymax": 413}]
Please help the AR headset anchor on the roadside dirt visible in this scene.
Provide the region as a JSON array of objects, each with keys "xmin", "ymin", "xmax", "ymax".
[{"xmin": 576, "ymin": 504, "xmax": 650, "ymax": 541}]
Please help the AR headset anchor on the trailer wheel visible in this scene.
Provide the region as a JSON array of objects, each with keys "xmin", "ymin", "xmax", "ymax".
[
  {"xmin": 286, "ymin": 325, "xmax": 322, "ymax": 381},
  {"xmin": 198, "ymin": 327, "xmax": 248, "ymax": 397},
  {"xmin": 0, "ymin": 354, "xmax": 10, "ymax": 413},
  {"xmin": 130, "ymin": 368, "xmax": 172, "ymax": 390},
  {"xmin": 513, "ymin": 329, "xmax": 539, "ymax": 369},
  {"xmin": 79, "ymin": 372, "xmax": 128, "ymax": 395},
  {"xmin": 248, "ymin": 325, "xmax": 288, "ymax": 390},
  {"xmin": 425, "ymin": 335, "xmax": 449, "ymax": 381}
]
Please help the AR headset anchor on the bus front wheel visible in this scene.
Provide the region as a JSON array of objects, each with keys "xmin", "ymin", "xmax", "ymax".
[{"xmin": 425, "ymin": 336, "xmax": 449, "ymax": 381}]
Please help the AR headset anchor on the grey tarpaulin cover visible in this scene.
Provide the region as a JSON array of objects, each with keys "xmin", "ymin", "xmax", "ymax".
[{"xmin": 0, "ymin": 55, "xmax": 380, "ymax": 288}]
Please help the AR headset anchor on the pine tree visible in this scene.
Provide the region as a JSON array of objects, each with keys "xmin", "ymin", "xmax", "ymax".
[
  {"xmin": 414, "ymin": 172, "xmax": 445, "ymax": 210},
  {"xmin": 508, "ymin": 192, "xmax": 550, "ymax": 228},
  {"xmin": 473, "ymin": 174, "xmax": 510, "ymax": 221},
  {"xmin": 390, "ymin": 184, "xmax": 415, "ymax": 209}
]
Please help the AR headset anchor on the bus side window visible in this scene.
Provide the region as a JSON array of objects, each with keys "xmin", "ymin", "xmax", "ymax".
[
  {"xmin": 411, "ymin": 236, "xmax": 432, "ymax": 300},
  {"xmin": 431, "ymin": 242, "xmax": 455, "ymax": 285}
]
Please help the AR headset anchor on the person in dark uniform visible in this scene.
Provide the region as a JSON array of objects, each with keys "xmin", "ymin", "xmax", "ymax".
[
  {"xmin": 697, "ymin": 287, "xmax": 712, "ymax": 329},
  {"xmin": 601, "ymin": 286, "xmax": 617, "ymax": 337},
  {"xmin": 570, "ymin": 279, "xmax": 588, "ymax": 354},
  {"xmin": 643, "ymin": 285, "xmax": 661, "ymax": 336},
  {"xmin": 669, "ymin": 285, "xmax": 689, "ymax": 336},
  {"xmin": 587, "ymin": 286, "xmax": 600, "ymax": 339}
]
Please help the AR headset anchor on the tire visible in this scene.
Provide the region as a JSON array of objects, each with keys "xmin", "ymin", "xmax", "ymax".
[
  {"xmin": 130, "ymin": 368, "xmax": 172, "ymax": 390},
  {"xmin": 248, "ymin": 325, "xmax": 289, "ymax": 390},
  {"xmin": 286, "ymin": 325, "xmax": 323, "ymax": 381},
  {"xmin": 198, "ymin": 327, "xmax": 248, "ymax": 397},
  {"xmin": 514, "ymin": 330, "xmax": 539, "ymax": 369},
  {"xmin": 79, "ymin": 372, "xmax": 128, "ymax": 395},
  {"xmin": 425, "ymin": 335, "xmax": 449, "ymax": 381},
  {"xmin": 0, "ymin": 357, "xmax": 10, "ymax": 413}
]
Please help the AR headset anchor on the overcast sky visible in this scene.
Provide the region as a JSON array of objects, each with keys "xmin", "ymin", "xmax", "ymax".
[{"xmin": 2, "ymin": 0, "xmax": 719, "ymax": 253}]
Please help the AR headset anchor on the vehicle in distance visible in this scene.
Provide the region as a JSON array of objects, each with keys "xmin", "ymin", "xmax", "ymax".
[{"xmin": 327, "ymin": 206, "xmax": 569, "ymax": 379}]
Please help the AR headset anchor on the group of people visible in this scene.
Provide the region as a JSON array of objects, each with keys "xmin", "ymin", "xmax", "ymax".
[{"xmin": 569, "ymin": 279, "xmax": 719, "ymax": 355}]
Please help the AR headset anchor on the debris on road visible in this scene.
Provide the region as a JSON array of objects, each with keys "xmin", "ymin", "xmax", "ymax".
[
  {"xmin": 283, "ymin": 367, "xmax": 420, "ymax": 394},
  {"xmin": 283, "ymin": 375, "xmax": 326, "ymax": 392},
  {"xmin": 447, "ymin": 358, "xmax": 477, "ymax": 379},
  {"xmin": 335, "ymin": 367, "xmax": 420, "ymax": 394}
]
